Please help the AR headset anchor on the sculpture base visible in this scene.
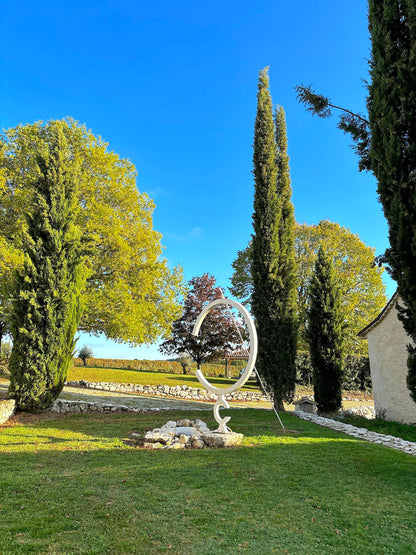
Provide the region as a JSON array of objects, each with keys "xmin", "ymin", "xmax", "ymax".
[
  {"xmin": 200, "ymin": 431, "xmax": 243, "ymax": 448},
  {"xmin": 125, "ymin": 419, "xmax": 243, "ymax": 449}
]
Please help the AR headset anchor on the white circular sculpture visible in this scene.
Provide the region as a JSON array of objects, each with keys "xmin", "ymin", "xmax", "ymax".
[{"xmin": 192, "ymin": 298, "xmax": 258, "ymax": 433}]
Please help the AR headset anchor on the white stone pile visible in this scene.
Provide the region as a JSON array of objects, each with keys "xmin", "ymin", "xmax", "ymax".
[
  {"xmin": 66, "ymin": 380, "xmax": 269, "ymax": 403},
  {"xmin": 296, "ymin": 410, "xmax": 416, "ymax": 456},
  {"xmin": 129, "ymin": 418, "xmax": 243, "ymax": 450}
]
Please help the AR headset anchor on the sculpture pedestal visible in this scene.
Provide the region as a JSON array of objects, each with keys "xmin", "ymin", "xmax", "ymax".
[{"xmin": 200, "ymin": 431, "xmax": 243, "ymax": 448}]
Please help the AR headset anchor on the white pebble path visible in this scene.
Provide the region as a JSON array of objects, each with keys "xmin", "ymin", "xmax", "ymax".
[{"xmin": 295, "ymin": 410, "xmax": 416, "ymax": 456}]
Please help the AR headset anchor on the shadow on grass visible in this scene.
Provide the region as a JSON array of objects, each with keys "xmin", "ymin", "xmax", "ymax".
[{"xmin": 1, "ymin": 409, "xmax": 416, "ymax": 554}]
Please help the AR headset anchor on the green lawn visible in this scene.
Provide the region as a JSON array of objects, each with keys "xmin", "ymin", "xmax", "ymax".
[
  {"xmin": 67, "ymin": 366, "xmax": 262, "ymax": 392},
  {"xmin": 1, "ymin": 409, "xmax": 415, "ymax": 554},
  {"xmin": 337, "ymin": 414, "xmax": 416, "ymax": 443}
]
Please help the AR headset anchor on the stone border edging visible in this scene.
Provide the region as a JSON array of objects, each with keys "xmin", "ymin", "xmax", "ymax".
[
  {"xmin": 50, "ymin": 399, "xmax": 208, "ymax": 414},
  {"xmin": 295, "ymin": 410, "xmax": 416, "ymax": 456},
  {"xmin": 0, "ymin": 399, "xmax": 15, "ymax": 424},
  {"xmin": 65, "ymin": 380, "xmax": 269, "ymax": 403}
]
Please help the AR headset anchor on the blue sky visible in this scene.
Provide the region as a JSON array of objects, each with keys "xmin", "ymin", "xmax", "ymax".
[{"xmin": 0, "ymin": 0, "xmax": 394, "ymax": 359}]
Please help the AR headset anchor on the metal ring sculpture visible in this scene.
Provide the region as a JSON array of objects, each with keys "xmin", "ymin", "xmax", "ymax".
[{"xmin": 192, "ymin": 298, "xmax": 258, "ymax": 433}]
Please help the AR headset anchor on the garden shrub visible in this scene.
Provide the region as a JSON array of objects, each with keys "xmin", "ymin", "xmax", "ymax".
[{"xmin": 295, "ymin": 351, "xmax": 371, "ymax": 392}]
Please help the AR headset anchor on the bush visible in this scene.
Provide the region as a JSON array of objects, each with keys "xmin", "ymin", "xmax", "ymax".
[
  {"xmin": 295, "ymin": 351, "xmax": 372, "ymax": 392},
  {"xmin": 71, "ymin": 358, "xmax": 228, "ymax": 377}
]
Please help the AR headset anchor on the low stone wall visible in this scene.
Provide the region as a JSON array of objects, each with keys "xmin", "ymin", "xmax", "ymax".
[
  {"xmin": 51, "ymin": 399, "xmax": 165, "ymax": 414},
  {"xmin": 0, "ymin": 399, "xmax": 16, "ymax": 424},
  {"xmin": 65, "ymin": 380, "xmax": 270, "ymax": 403}
]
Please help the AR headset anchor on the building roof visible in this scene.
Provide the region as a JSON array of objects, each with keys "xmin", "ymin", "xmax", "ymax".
[
  {"xmin": 225, "ymin": 349, "xmax": 250, "ymax": 360},
  {"xmin": 358, "ymin": 291, "xmax": 399, "ymax": 339}
]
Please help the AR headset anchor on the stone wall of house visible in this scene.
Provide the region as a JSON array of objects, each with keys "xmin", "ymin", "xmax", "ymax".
[
  {"xmin": 0, "ymin": 399, "xmax": 15, "ymax": 424},
  {"xmin": 367, "ymin": 304, "xmax": 416, "ymax": 424}
]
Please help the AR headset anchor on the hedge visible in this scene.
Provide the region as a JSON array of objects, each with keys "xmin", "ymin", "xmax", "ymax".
[
  {"xmin": 72, "ymin": 358, "xmax": 243, "ymax": 378},
  {"xmin": 296, "ymin": 351, "xmax": 372, "ymax": 392}
]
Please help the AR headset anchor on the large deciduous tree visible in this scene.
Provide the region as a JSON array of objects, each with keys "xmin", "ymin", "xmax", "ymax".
[
  {"xmin": 230, "ymin": 221, "xmax": 386, "ymax": 356},
  {"xmin": 251, "ymin": 68, "xmax": 298, "ymax": 411},
  {"xmin": 0, "ymin": 119, "xmax": 184, "ymax": 346},
  {"xmin": 307, "ymin": 246, "xmax": 345, "ymax": 414},
  {"xmin": 8, "ymin": 123, "xmax": 87, "ymax": 411},
  {"xmin": 159, "ymin": 274, "xmax": 243, "ymax": 367},
  {"xmin": 295, "ymin": 221, "xmax": 386, "ymax": 354},
  {"xmin": 295, "ymin": 2, "xmax": 416, "ymax": 401}
]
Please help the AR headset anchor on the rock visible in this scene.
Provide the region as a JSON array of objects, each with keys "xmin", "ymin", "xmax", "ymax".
[
  {"xmin": 144, "ymin": 442, "xmax": 163, "ymax": 449},
  {"xmin": 144, "ymin": 431, "xmax": 173, "ymax": 445},
  {"xmin": 192, "ymin": 439, "xmax": 205, "ymax": 449},
  {"xmin": 175, "ymin": 426, "xmax": 200, "ymax": 437},
  {"xmin": 193, "ymin": 419, "xmax": 210, "ymax": 433},
  {"xmin": 169, "ymin": 443, "xmax": 183, "ymax": 449},
  {"xmin": 201, "ymin": 432, "xmax": 243, "ymax": 448},
  {"xmin": 179, "ymin": 434, "xmax": 189, "ymax": 444},
  {"xmin": 177, "ymin": 419, "xmax": 191, "ymax": 427}
]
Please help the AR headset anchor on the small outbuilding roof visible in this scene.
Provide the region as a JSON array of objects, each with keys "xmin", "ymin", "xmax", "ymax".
[
  {"xmin": 358, "ymin": 291, "xmax": 399, "ymax": 339},
  {"xmin": 225, "ymin": 349, "xmax": 250, "ymax": 360}
]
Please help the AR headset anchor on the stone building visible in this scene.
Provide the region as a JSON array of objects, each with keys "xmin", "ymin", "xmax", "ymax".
[{"xmin": 358, "ymin": 292, "xmax": 416, "ymax": 424}]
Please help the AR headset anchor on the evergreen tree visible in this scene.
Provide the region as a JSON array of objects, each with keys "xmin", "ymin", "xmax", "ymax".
[
  {"xmin": 368, "ymin": 0, "xmax": 416, "ymax": 401},
  {"xmin": 251, "ymin": 68, "xmax": 298, "ymax": 411},
  {"xmin": 307, "ymin": 247, "xmax": 344, "ymax": 414},
  {"xmin": 8, "ymin": 122, "xmax": 87, "ymax": 411},
  {"xmin": 296, "ymin": 2, "xmax": 416, "ymax": 402}
]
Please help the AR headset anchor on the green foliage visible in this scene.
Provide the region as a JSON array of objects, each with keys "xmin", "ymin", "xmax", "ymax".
[
  {"xmin": 294, "ymin": 84, "xmax": 371, "ymax": 171},
  {"xmin": 77, "ymin": 345, "xmax": 93, "ymax": 366},
  {"xmin": 367, "ymin": 0, "xmax": 416, "ymax": 402},
  {"xmin": 8, "ymin": 122, "xmax": 87, "ymax": 411},
  {"xmin": 159, "ymin": 273, "xmax": 243, "ymax": 367},
  {"xmin": 296, "ymin": 351, "xmax": 372, "ymax": 393},
  {"xmin": 296, "ymin": 221, "xmax": 386, "ymax": 354},
  {"xmin": 230, "ymin": 221, "xmax": 386, "ymax": 356},
  {"xmin": 296, "ymin": 3, "xmax": 416, "ymax": 403},
  {"xmin": 251, "ymin": 68, "xmax": 298, "ymax": 409},
  {"xmin": 307, "ymin": 247, "xmax": 345, "ymax": 413},
  {"xmin": 178, "ymin": 353, "xmax": 193, "ymax": 375},
  {"xmin": 0, "ymin": 119, "xmax": 184, "ymax": 346},
  {"xmin": 0, "ymin": 340, "xmax": 12, "ymax": 359}
]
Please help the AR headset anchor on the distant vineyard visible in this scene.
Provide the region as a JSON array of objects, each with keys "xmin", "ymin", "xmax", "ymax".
[{"xmin": 72, "ymin": 358, "xmax": 244, "ymax": 378}]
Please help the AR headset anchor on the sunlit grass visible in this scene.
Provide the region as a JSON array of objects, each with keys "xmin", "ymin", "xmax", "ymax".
[
  {"xmin": 1, "ymin": 408, "xmax": 415, "ymax": 554},
  {"xmin": 67, "ymin": 366, "xmax": 261, "ymax": 391},
  {"xmin": 336, "ymin": 414, "xmax": 416, "ymax": 443}
]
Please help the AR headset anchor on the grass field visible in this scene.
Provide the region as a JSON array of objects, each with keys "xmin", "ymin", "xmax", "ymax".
[
  {"xmin": 1, "ymin": 408, "xmax": 416, "ymax": 554},
  {"xmin": 67, "ymin": 366, "xmax": 263, "ymax": 392},
  {"xmin": 337, "ymin": 414, "xmax": 416, "ymax": 443}
]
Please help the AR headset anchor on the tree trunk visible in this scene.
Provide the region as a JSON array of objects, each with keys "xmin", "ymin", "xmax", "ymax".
[{"xmin": 274, "ymin": 396, "xmax": 285, "ymax": 412}]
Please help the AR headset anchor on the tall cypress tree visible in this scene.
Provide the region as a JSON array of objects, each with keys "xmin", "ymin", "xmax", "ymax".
[
  {"xmin": 296, "ymin": 2, "xmax": 416, "ymax": 403},
  {"xmin": 307, "ymin": 246, "xmax": 344, "ymax": 414},
  {"xmin": 251, "ymin": 68, "xmax": 298, "ymax": 410},
  {"xmin": 368, "ymin": 0, "xmax": 416, "ymax": 401},
  {"xmin": 8, "ymin": 123, "xmax": 87, "ymax": 411}
]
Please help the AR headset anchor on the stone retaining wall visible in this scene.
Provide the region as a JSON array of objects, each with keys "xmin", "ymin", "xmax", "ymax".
[
  {"xmin": 51, "ymin": 399, "xmax": 166, "ymax": 414},
  {"xmin": 0, "ymin": 399, "xmax": 16, "ymax": 424},
  {"xmin": 65, "ymin": 380, "xmax": 270, "ymax": 403}
]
